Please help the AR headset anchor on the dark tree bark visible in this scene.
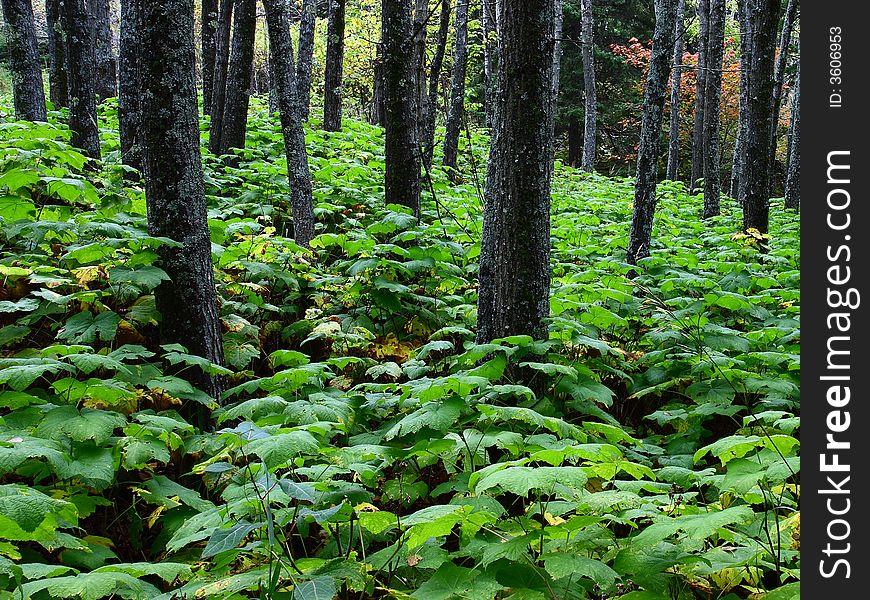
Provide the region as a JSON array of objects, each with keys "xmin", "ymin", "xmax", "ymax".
[
  {"xmin": 213, "ymin": 0, "xmax": 256, "ymax": 157},
  {"xmin": 701, "ymin": 0, "xmax": 724, "ymax": 218},
  {"xmin": 421, "ymin": 0, "xmax": 451, "ymax": 168},
  {"xmin": 296, "ymin": 0, "xmax": 317, "ymax": 121},
  {"xmin": 482, "ymin": 0, "xmax": 499, "ymax": 130},
  {"xmin": 262, "ymin": 0, "xmax": 316, "ymax": 247},
  {"xmin": 1, "ymin": 0, "xmax": 47, "ymax": 121},
  {"xmin": 729, "ymin": 0, "xmax": 751, "ymax": 199},
  {"xmin": 580, "ymin": 0, "xmax": 597, "ymax": 172},
  {"xmin": 139, "ymin": 0, "xmax": 225, "ymax": 413},
  {"xmin": 119, "ymin": 0, "xmax": 142, "ymax": 171},
  {"xmin": 552, "ymin": 0, "xmax": 563, "ymax": 110},
  {"xmin": 413, "ymin": 0, "xmax": 429, "ymax": 131},
  {"xmin": 382, "ymin": 0, "xmax": 421, "ymax": 217},
  {"xmin": 767, "ymin": 0, "xmax": 797, "ymax": 195},
  {"xmin": 370, "ymin": 43, "xmax": 386, "ymax": 126},
  {"xmin": 202, "ymin": 0, "xmax": 218, "ymax": 114},
  {"xmin": 208, "ymin": 0, "xmax": 234, "ymax": 135},
  {"xmin": 63, "ymin": 0, "xmax": 101, "ymax": 158},
  {"xmin": 323, "ymin": 0, "xmax": 346, "ymax": 131},
  {"xmin": 476, "ymin": 0, "xmax": 555, "ymax": 343},
  {"xmin": 45, "ymin": 0, "xmax": 69, "ymax": 109},
  {"xmin": 626, "ymin": 0, "xmax": 678, "ymax": 265},
  {"xmin": 783, "ymin": 41, "xmax": 799, "ymax": 211},
  {"xmin": 665, "ymin": 0, "xmax": 685, "ymax": 180},
  {"xmin": 568, "ymin": 114, "xmax": 582, "ymax": 167},
  {"xmin": 689, "ymin": 0, "xmax": 709, "ymax": 194},
  {"xmin": 742, "ymin": 0, "xmax": 781, "ymax": 233},
  {"xmin": 442, "ymin": 0, "xmax": 468, "ymax": 170},
  {"xmin": 91, "ymin": 0, "xmax": 117, "ymax": 100}
]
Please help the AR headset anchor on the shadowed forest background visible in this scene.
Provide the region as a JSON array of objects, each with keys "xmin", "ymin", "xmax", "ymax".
[{"xmin": 0, "ymin": 1, "xmax": 799, "ymax": 599}]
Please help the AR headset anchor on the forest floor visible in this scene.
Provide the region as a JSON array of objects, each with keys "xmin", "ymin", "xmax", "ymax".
[{"xmin": 0, "ymin": 99, "xmax": 800, "ymax": 599}]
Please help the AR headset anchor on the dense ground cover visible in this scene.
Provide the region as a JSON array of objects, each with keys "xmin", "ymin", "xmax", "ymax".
[{"xmin": 0, "ymin": 101, "xmax": 799, "ymax": 599}]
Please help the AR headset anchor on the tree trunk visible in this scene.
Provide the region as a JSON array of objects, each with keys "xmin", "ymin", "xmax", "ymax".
[
  {"xmin": 370, "ymin": 43, "xmax": 386, "ymax": 126},
  {"xmin": 45, "ymin": 0, "xmax": 69, "ymax": 109},
  {"xmin": 208, "ymin": 0, "xmax": 234, "ymax": 143},
  {"xmin": 119, "ymin": 0, "xmax": 142, "ymax": 171},
  {"xmin": 552, "ymin": 0, "xmax": 563, "ymax": 111},
  {"xmin": 422, "ymin": 0, "xmax": 451, "ymax": 168},
  {"xmin": 742, "ymin": 0, "xmax": 781, "ymax": 234},
  {"xmin": 413, "ymin": 0, "xmax": 429, "ymax": 132},
  {"xmin": 262, "ymin": 0, "xmax": 316, "ymax": 247},
  {"xmin": 689, "ymin": 0, "xmax": 709, "ymax": 194},
  {"xmin": 1, "ymin": 0, "xmax": 47, "ymax": 121},
  {"xmin": 702, "ymin": 0, "xmax": 724, "ymax": 218},
  {"xmin": 767, "ymin": 0, "xmax": 797, "ymax": 196},
  {"xmin": 482, "ymin": 0, "xmax": 499, "ymax": 130},
  {"xmin": 665, "ymin": 0, "xmax": 685, "ymax": 180},
  {"xmin": 296, "ymin": 0, "xmax": 316, "ymax": 121},
  {"xmin": 202, "ymin": 0, "xmax": 218, "ymax": 114},
  {"xmin": 476, "ymin": 0, "xmax": 555, "ymax": 343},
  {"xmin": 626, "ymin": 0, "xmax": 678, "ymax": 265},
  {"xmin": 63, "ymin": 0, "xmax": 101, "ymax": 158},
  {"xmin": 580, "ymin": 0, "xmax": 597, "ymax": 172},
  {"xmin": 783, "ymin": 41, "xmax": 799, "ymax": 211},
  {"xmin": 442, "ymin": 0, "xmax": 468, "ymax": 170},
  {"xmin": 323, "ymin": 0, "xmax": 346, "ymax": 131},
  {"xmin": 382, "ymin": 0, "xmax": 421, "ymax": 217},
  {"xmin": 729, "ymin": 0, "xmax": 751, "ymax": 199},
  {"xmin": 213, "ymin": 0, "xmax": 257, "ymax": 157},
  {"xmin": 91, "ymin": 0, "xmax": 117, "ymax": 100},
  {"xmin": 139, "ymin": 0, "xmax": 225, "ymax": 416},
  {"xmin": 568, "ymin": 114, "xmax": 582, "ymax": 167}
]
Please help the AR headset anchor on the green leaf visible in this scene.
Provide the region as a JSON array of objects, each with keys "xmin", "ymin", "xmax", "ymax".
[
  {"xmin": 37, "ymin": 406, "xmax": 127, "ymax": 445},
  {"xmin": 293, "ymin": 576, "xmax": 337, "ymax": 600},
  {"xmin": 201, "ymin": 521, "xmax": 264, "ymax": 558},
  {"xmin": 246, "ymin": 430, "xmax": 320, "ymax": 469},
  {"xmin": 542, "ymin": 553, "xmax": 619, "ymax": 589},
  {"xmin": 474, "ymin": 466, "xmax": 588, "ymax": 497},
  {"xmin": 57, "ymin": 311, "xmax": 121, "ymax": 344},
  {"xmin": 411, "ymin": 563, "xmax": 502, "ymax": 600}
]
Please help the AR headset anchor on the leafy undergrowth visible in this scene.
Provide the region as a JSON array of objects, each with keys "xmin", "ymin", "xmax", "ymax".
[{"xmin": 0, "ymin": 100, "xmax": 799, "ymax": 599}]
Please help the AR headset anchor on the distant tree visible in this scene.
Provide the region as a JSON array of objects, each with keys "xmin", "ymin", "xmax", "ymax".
[
  {"xmin": 729, "ymin": 0, "xmax": 750, "ymax": 199},
  {"xmin": 63, "ymin": 0, "xmax": 101, "ymax": 158},
  {"xmin": 482, "ymin": 0, "xmax": 498, "ymax": 130},
  {"xmin": 202, "ymin": 0, "xmax": 219, "ymax": 113},
  {"xmin": 477, "ymin": 0, "xmax": 556, "ymax": 343},
  {"xmin": 442, "ymin": 0, "xmax": 469, "ymax": 170},
  {"xmin": 91, "ymin": 0, "xmax": 117, "ymax": 99},
  {"xmin": 370, "ymin": 42, "xmax": 386, "ymax": 126},
  {"xmin": 45, "ymin": 0, "xmax": 69, "ymax": 109},
  {"xmin": 208, "ymin": 0, "xmax": 234, "ymax": 123},
  {"xmin": 553, "ymin": 0, "xmax": 564, "ymax": 107},
  {"xmin": 783, "ymin": 41, "xmax": 799, "ymax": 211},
  {"xmin": 422, "ymin": 0, "xmax": 452, "ymax": 168},
  {"xmin": 579, "ymin": 0, "xmax": 596, "ymax": 171},
  {"xmin": 1, "ymin": 0, "xmax": 47, "ymax": 121},
  {"xmin": 768, "ymin": 0, "xmax": 798, "ymax": 195},
  {"xmin": 323, "ymin": 0, "xmax": 347, "ymax": 131},
  {"xmin": 382, "ymin": 0, "xmax": 421, "ymax": 216},
  {"xmin": 139, "ymin": 0, "xmax": 225, "ymax": 416},
  {"xmin": 689, "ymin": 0, "xmax": 708, "ymax": 194},
  {"xmin": 296, "ymin": 0, "xmax": 317, "ymax": 120},
  {"xmin": 119, "ymin": 0, "xmax": 143, "ymax": 171},
  {"xmin": 742, "ymin": 0, "xmax": 781, "ymax": 234},
  {"xmin": 665, "ymin": 0, "xmax": 685, "ymax": 180},
  {"xmin": 701, "ymin": 0, "xmax": 724, "ymax": 218},
  {"xmin": 413, "ymin": 0, "xmax": 429, "ymax": 131},
  {"xmin": 212, "ymin": 0, "xmax": 256, "ymax": 156},
  {"xmin": 262, "ymin": 0, "xmax": 316, "ymax": 246},
  {"xmin": 626, "ymin": 0, "xmax": 678, "ymax": 264}
]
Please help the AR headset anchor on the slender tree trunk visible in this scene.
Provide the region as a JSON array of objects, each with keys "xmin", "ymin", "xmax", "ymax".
[
  {"xmin": 482, "ymin": 0, "xmax": 498, "ymax": 130},
  {"xmin": 580, "ymin": 0, "xmax": 597, "ymax": 172},
  {"xmin": 742, "ymin": 0, "xmax": 781, "ymax": 233},
  {"xmin": 262, "ymin": 0, "xmax": 316, "ymax": 247},
  {"xmin": 552, "ymin": 0, "xmax": 563, "ymax": 110},
  {"xmin": 767, "ymin": 0, "xmax": 797, "ymax": 195},
  {"xmin": 568, "ymin": 114, "xmax": 582, "ymax": 166},
  {"xmin": 626, "ymin": 0, "xmax": 678, "ymax": 264},
  {"xmin": 139, "ymin": 0, "xmax": 225, "ymax": 415},
  {"xmin": 702, "ymin": 0, "xmax": 724, "ymax": 217},
  {"xmin": 413, "ymin": 0, "xmax": 429, "ymax": 131},
  {"xmin": 45, "ymin": 0, "xmax": 69, "ymax": 109},
  {"xmin": 1, "ymin": 0, "xmax": 47, "ymax": 121},
  {"xmin": 665, "ymin": 0, "xmax": 685, "ymax": 180},
  {"xmin": 213, "ymin": 0, "xmax": 256, "ymax": 157},
  {"xmin": 91, "ymin": 0, "xmax": 117, "ymax": 100},
  {"xmin": 63, "ymin": 0, "xmax": 101, "ymax": 158},
  {"xmin": 729, "ymin": 0, "xmax": 751, "ymax": 199},
  {"xmin": 296, "ymin": 0, "xmax": 316, "ymax": 120},
  {"xmin": 382, "ymin": 0, "xmax": 421, "ymax": 217},
  {"xmin": 689, "ymin": 0, "xmax": 709, "ymax": 194},
  {"xmin": 476, "ymin": 0, "xmax": 555, "ymax": 343},
  {"xmin": 208, "ymin": 0, "xmax": 234, "ymax": 145},
  {"xmin": 783, "ymin": 41, "xmax": 799, "ymax": 211},
  {"xmin": 323, "ymin": 0, "xmax": 346, "ymax": 131},
  {"xmin": 422, "ymin": 0, "xmax": 451, "ymax": 168},
  {"xmin": 202, "ymin": 0, "xmax": 218, "ymax": 114},
  {"xmin": 442, "ymin": 0, "xmax": 469, "ymax": 170},
  {"xmin": 119, "ymin": 0, "xmax": 142, "ymax": 171},
  {"xmin": 370, "ymin": 43, "xmax": 386, "ymax": 126}
]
